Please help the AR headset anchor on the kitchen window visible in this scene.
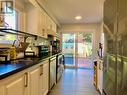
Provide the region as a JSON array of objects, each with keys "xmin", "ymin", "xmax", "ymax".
[{"xmin": 0, "ymin": 8, "xmax": 17, "ymax": 44}]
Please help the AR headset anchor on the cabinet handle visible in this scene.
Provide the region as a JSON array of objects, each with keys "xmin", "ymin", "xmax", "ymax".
[
  {"xmin": 24, "ymin": 72, "xmax": 28, "ymax": 87},
  {"xmin": 40, "ymin": 64, "xmax": 43, "ymax": 76}
]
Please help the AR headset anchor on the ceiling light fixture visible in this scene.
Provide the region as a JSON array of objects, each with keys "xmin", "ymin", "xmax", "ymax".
[{"xmin": 75, "ymin": 16, "xmax": 82, "ymax": 20}]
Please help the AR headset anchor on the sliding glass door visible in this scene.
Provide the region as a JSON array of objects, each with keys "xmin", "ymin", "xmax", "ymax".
[{"xmin": 62, "ymin": 32, "xmax": 93, "ymax": 68}]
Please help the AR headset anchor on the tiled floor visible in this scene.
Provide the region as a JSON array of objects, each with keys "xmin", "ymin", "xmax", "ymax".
[{"xmin": 48, "ymin": 68, "xmax": 100, "ymax": 95}]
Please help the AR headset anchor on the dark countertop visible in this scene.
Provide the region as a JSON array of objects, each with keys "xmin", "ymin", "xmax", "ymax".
[{"xmin": 0, "ymin": 53, "xmax": 61, "ymax": 80}]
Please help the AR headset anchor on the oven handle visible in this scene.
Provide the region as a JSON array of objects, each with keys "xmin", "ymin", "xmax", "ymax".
[{"xmin": 50, "ymin": 57, "xmax": 56, "ymax": 61}]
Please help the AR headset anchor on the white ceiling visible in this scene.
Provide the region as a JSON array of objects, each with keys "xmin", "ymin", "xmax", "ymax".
[{"xmin": 43, "ymin": 0, "xmax": 104, "ymax": 24}]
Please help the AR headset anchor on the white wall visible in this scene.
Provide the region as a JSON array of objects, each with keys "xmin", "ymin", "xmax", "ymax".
[{"xmin": 59, "ymin": 23, "xmax": 102, "ymax": 60}]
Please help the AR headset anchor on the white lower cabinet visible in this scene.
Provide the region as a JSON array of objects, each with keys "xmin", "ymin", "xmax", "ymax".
[
  {"xmin": 0, "ymin": 59, "xmax": 50, "ymax": 95},
  {"xmin": 29, "ymin": 67, "xmax": 40, "ymax": 95},
  {"xmin": 0, "ymin": 72, "xmax": 28, "ymax": 95},
  {"xmin": 39, "ymin": 60, "xmax": 49, "ymax": 95},
  {"xmin": 29, "ymin": 60, "xmax": 49, "ymax": 95},
  {"xmin": 0, "ymin": 86, "xmax": 4, "ymax": 95},
  {"xmin": 4, "ymin": 76, "xmax": 25, "ymax": 95}
]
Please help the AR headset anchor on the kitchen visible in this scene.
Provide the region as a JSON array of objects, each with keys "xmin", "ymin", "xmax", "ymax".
[
  {"xmin": 0, "ymin": 0, "xmax": 127, "ymax": 95},
  {"xmin": 0, "ymin": 0, "xmax": 64, "ymax": 95}
]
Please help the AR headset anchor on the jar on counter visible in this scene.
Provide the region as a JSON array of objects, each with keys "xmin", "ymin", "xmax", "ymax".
[{"xmin": 9, "ymin": 47, "xmax": 17, "ymax": 60}]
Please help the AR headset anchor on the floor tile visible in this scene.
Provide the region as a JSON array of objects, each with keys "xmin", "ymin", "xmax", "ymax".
[{"xmin": 48, "ymin": 68, "xmax": 100, "ymax": 95}]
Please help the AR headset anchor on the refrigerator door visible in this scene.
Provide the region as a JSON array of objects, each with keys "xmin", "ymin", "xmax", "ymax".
[
  {"xmin": 103, "ymin": 0, "xmax": 117, "ymax": 95},
  {"xmin": 117, "ymin": 0, "xmax": 127, "ymax": 95}
]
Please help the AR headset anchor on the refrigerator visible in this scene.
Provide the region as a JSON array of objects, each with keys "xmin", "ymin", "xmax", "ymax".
[
  {"xmin": 116, "ymin": 0, "xmax": 127, "ymax": 95},
  {"xmin": 103, "ymin": 0, "xmax": 127, "ymax": 95}
]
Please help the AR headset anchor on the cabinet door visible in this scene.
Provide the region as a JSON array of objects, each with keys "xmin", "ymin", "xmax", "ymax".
[
  {"xmin": 39, "ymin": 66, "xmax": 43, "ymax": 95},
  {"xmin": 46, "ymin": 15, "xmax": 51, "ymax": 31},
  {"xmin": 4, "ymin": 75, "xmax": 25, "ymax": 95},
  {"xmin": 39, "ymin": 60, "xmax": 49, "ymax": 95},
  {"xmin": 29, "ymin": 68, "xmax": 40, "ymax": 95},
  {"xmin": 52, "ymin": 21, "xmax": 57, "ymax": 34},
  {"xmin": 26, "ymin": 3, "xmax": 39, "ymax": 35},
  {"xmin": 0, "ymin": 86, "xmax": 4, "ymax": 95},
  {"xmin": 43, "ymin": 62, "xmax": 49, "ymax": 95},
  {"xmin": 40, "ymin": 12, "xmax": 47, "ymax": 38},
  {"xmin": 48, "ymin": 19, "xmax": 56, "ymax": 36},
  {"xmin": 45, "ymin": 15, "xmax": 55, "ymax": 35}
]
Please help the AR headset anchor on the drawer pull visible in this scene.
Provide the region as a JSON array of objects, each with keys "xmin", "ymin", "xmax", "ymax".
[
  {"xmin": 24, "ymin": 72, "xmax": 28, "ymax": 87},
  {"xmin": 40, "ymin": 65, "xmax": 43, "ymax": 76}
]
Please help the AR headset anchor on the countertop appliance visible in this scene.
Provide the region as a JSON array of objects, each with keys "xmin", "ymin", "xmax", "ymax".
[
  {"xmin": 38, "ymin": 45, "xmax": 49, "ymax": 58},
  {"xmin": 50, "ymin": 40, "xmax": 61, "ymax": 54},
  {"xmin": 49, "ymin": 56, "xmax": 56, "ymax": 90}
]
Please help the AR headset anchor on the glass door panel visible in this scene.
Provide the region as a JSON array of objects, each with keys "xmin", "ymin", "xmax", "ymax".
[
  {"xmin": 77, "ymin": 32, "xmax": 93, "ymax": 58},
  {"xmin": 76, "ymin": 32, "xmax": 93, "ymax": 68},
  {"xmin": 62, "ymin": 33, "xmax": 76, "ymax": 66}
]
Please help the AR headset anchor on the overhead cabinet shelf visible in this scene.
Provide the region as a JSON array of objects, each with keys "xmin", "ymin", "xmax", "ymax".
[
  {"xmin": 0, "ymin": 28, "xmax": 36, "ymax": 37},
  {"xmin": 0, "ymin": 28, "xmax": 49, "ymax": 41}
]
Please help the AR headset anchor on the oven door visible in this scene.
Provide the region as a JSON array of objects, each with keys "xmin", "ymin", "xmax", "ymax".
[{"xmin": 56, "ymin": 54, "xmax": 64, "ymax": 82}]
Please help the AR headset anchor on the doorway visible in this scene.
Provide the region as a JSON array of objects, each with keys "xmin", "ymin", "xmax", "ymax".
[{"xmin": 62, "ymin": 32, "xmax": 93, "ymax": 68}]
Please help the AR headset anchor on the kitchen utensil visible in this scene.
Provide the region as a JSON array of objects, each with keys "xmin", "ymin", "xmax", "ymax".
[
  {"xmin": 16, "ymin": 42, "xmax": 30, "ymax": 52},
  {"xmin": 12, "ymin": 39, "xmax": 29, "ymax": 53}
]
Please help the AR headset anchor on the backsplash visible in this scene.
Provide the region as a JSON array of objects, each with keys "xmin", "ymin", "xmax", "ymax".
[
  {"xmin": 25, "ymin": 36, "xmax": 49, "ymax": 57},
  {"xmin": 0, "ymin": 33, "xmax": 49, "ymax": 61}
]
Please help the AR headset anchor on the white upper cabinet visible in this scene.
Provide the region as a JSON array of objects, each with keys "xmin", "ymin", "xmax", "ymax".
[
  {"xmin": 39, "ymin": 11, "xmax": 48, "ymax": 38},
  {"xmin": 25, "ymin": 3, "xmax": 40, "ymax": 35},
  {"xmin": 26, "ymin": 0, "xmax": 57, "ymax": 37},
  {"xmin": 25, "ymin": 2, "xmax": 47, "ymax": 38},
  {"xmin": 46, "ymin": 16, "xmax": 57, "ymax": 36}
]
